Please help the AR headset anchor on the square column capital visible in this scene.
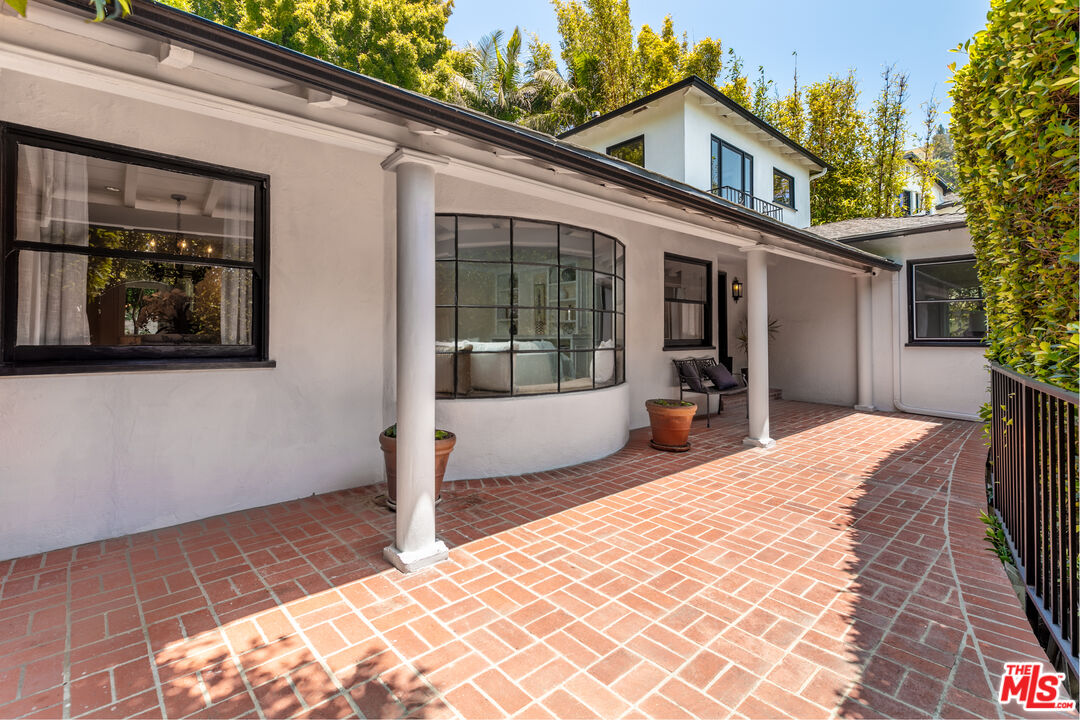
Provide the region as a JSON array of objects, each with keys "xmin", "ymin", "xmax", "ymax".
[{"xmin": 381, "ymin": 146, "xmax": 450, "ymax": 172}]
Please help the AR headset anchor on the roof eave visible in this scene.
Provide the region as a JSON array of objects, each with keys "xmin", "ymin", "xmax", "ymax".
[{"xmin": 38, "ymin": 0, "xmax": 890, "ymax": 271}]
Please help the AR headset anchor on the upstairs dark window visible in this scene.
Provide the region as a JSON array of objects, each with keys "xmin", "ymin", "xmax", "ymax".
[
  {"xmin": 664, "ymin": 254, "xmax": 711, "ymax": 348},
  {"xmin": 711, "ymin": 137, "xmax": 754, "ymax": 208},
  {"xmin": 772, "ymin": 169, "xmax": 795, "ymax": 208},
  {"xmin": 607, "ymin": 136, "xmax": 644, "ymax": 167},
  {"xmin": 1, "ymin": 125, "xmax": 270, "ymax": 371},
  {"xmin": 908, "ymin": 257, "xmax": 987, "ymax": 344}
]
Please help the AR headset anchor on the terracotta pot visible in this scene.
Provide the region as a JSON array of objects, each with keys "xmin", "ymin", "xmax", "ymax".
[
  {"xmin": 379, "ymin": 431, "xmax": 456, "ymax": 510},
  {"xmin": 646, "ymin": 399, "xmax": 697, "ymax": 452}
]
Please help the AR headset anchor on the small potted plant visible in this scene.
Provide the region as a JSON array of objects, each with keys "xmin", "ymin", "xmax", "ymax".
[
  {"xmin": 646, "ymin": 399, "xmax": 697, "ymax": 452},
  {"xmin": 378, "ymin": 425, "xmax": 456, "ymax": 511}
]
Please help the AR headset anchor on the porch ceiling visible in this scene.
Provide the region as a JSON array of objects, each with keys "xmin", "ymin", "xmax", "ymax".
[{"xmin": 0, "ymin": 401, "xmax": 1063, "ymax": 719}]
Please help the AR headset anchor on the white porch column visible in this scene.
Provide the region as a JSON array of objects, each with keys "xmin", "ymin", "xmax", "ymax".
[
  {"xmin": 742, "ymin": 246, "xmax": 775, "ymax": 448},
  {"xmin": 855, "ymin": 273, "xmax": 874, "ymax": 412},
  {"xmin": 382, "ymin": 147, "xmax": 449, "ymax": 573}
]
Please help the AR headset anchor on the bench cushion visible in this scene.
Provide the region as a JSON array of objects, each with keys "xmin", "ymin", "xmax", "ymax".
[{"xmin": 702, "ymin": 362, "xmax": 738, "ymax": 391}]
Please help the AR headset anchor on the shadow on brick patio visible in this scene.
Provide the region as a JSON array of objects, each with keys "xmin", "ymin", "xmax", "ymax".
[{"xmin": 0, "ymin": 400, "xmax": 1067, "ymax": 719}]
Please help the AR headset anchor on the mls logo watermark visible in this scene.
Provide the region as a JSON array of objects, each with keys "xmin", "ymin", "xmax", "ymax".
[{"xmin": 998, "ymin": 662, "xmax": 1076, "ymax": 712}]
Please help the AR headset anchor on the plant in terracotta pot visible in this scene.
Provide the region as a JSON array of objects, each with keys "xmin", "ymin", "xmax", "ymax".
[
  {"xmin": 646, "ymin": 399, "xmax": 697, "ymax": 452},
  {"xmin": 379, "ymin": 425, "xmax": 456, "ymax": 511}
]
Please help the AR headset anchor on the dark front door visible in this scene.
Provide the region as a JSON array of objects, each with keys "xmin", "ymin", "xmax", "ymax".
[{"xmin": 717, "ymin": 270, "xmax": 731, "ymax": 371}]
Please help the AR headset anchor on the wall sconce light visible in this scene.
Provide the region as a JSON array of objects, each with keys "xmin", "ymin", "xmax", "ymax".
[{"xmin": 731, "ymin": 277, "xmax": 744, "ymax": 303}]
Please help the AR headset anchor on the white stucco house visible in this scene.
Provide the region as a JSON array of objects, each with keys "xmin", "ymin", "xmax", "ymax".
[
  {"xmin": 0, "ymin": 0, "xmax": 986, "ymax": 569},
  {"xmin": 558, "ymin": 76, "xmax": 828, "ymax": 230},
  {"xmin": 897, "ymin": 150, "xmax": 953, "ymax": 215}
]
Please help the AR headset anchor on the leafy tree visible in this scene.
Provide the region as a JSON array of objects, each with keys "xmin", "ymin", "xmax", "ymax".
[
  {"xmin": 633, "ymin": 17, "xmax": 684, "ymax": 95},
  {"xmin": 867, "ymin": 64, "xmax": 910, "ymax": 216},
  {"xmin": 449, "ymin": 28, "xmax": 527, "ymax": 121},
  {"xmin": 931, "ymin": 124, "xmax": 958, "ymax": 188},
  {"xmin": 632, "ymin": 16, "xmax": 723, "ymax": 96},
  {"xmin": 3, "ymin": 0, "xmax": 130, "ymax": 19},
  {"xmin": 910, "ymin": 95, "xmax": 941, "ymax": 209},
  {"xmin": 804, "ymin": 71, "xmax": 871, "ymax": 223},
  {"xmin": 950, "ymin": 0, "xmax": 1078, "ymax": 390},
  {"xmin": 163, "ymin": 0, "xmax": 453, "ymax": 95},
  {"xmin": 751, "ymin": 65, "xmax": 773, "ymax": 119},
  {"xmin": 718, "ymin": 48, "xmax": 750, "ymax": 108},
  {"xmin": 553, "ymin": 0, "xmax": 635, "ymax": 114},
  {"xmin": 680, "ymin": 35, "xmax": 723, "ymax": 86},
  {"xmin": 331, "ymin": 0, "xmax": 453, "ymax": 94},
  {"xmin": 445, "ymin": 27, "xmax": 583, "ymax": 134},
  {"xmin": 770, "ymin": 52, "xmax": 805, "ymax": 143}
]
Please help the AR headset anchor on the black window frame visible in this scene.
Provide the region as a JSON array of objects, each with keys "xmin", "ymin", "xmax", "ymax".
[
  {"xmin": 907, "ymin": 255, "xmax": 987, "ymax": 347},
  {"xmin": 663, "ymin": 253, "xmax": 712, "ymax": 350},
  {"xmin": 772, "ymin": 168, "xmax": 795, "ymax": 209},
  {"xmin": 606, "ymin": 135, "xmax": 645, "ymax": 167},
  {"xmin": 898, "ymin": 190, "xmax": 913, "ymax": 216},
  {"xmin": 710, "ymin": 136, "xmax": 754, "ymax": 201},
  {"xmin": 435, "ymin": 213, "xmax": 626, "ymax": 399},
  {"xmin": 0, "ymin": 123, "xmax": 272, "ymax": 375}
]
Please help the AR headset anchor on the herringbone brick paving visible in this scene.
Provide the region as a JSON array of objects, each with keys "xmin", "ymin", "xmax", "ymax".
[{"xmin": 0, "ymin": 401, "xmax": 1069, "ymax": 719}]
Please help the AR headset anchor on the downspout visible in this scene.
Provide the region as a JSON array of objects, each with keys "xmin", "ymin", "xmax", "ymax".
[{"xmin": 890, "ymin": 272, "xmax": 981, "ymax": 421}]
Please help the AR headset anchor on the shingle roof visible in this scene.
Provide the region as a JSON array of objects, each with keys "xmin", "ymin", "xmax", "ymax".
[{"xmin": 810, "ymin": 211, "xmax": 968, "ymax": 243}]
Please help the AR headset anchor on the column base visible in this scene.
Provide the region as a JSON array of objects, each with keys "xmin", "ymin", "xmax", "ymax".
[
  {"xmin": 854, "ymin": 404, "xmax": 876, "ymax": 413},
  {"xmin": 743, "ymin": 436, "xmax": 776, "ymax": 449},
  {"xmin": 383, "ymin": 540, "xmax": 449, "ymax": 574}
]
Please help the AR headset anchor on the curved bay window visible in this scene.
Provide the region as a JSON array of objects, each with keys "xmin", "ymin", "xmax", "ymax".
[
  {"xmin": 1, "ymin": 125, "xmax": 269, "ymax": 371},
  {"xmin": 436, "ymin": 215, "xmax": 625, "ymax": 398}
]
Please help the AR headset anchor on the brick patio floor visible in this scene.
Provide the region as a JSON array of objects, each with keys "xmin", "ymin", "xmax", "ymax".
[{"xmin": 0, "ymin": 400, "xmax": 1069, "ymax": 719}]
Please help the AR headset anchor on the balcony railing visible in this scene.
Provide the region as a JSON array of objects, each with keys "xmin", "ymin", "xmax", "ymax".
[
  {"xmin": 710, "ymin": 185, "xmax": 785, "ymax": 222},
  {"xmin": 990, "ymin": 362, "xmax": 1079, "ymax": 677}
]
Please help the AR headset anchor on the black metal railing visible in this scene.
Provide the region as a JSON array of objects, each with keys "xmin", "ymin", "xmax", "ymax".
[
  {"xmin": 710, "ymin": 185, "xmax": 785, "ymax": 222},
  {"xmin": 990, "ymin": 362, "xmax": 1079, "ymax": 676}
]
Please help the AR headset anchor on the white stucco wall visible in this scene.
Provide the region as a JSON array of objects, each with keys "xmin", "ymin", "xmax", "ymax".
[
  {"xmin": 767, "ymin": 259, "xmax": 859, "ymax": 406},
  {"xmin": 860, "ymin": 228, "xmax": 988, "ymax": 418},
  {"xmin": 0, "ymin": 72, "xmax": 394, "ymax": 559},
  {"xmin": 563, "ymin": 94, "xmax": 815, "ymax": 229},
  {"xmin": 682, "ymin": 98, "xmax": 813, "ymax": 229},
  {"xmin": 1, "ymin": 58, "xmax": 757, "ymax": 558},
  {"xmin": 560, "ymin": 94, "xmax": 685, "ymax": 181},
  {"xmin": 436, "ymin": 385, "xmax": 629, "ymax": 480}
]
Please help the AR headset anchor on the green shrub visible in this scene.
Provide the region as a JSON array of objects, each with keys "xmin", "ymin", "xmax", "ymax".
[{"xmin": 950, "ymin": 0, "xmax": 1079, "ymax": 392}]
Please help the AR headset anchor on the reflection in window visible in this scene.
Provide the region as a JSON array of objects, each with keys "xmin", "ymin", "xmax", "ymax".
[
  {"xmin": 606, "ymin": 136, "xmax": 644, "ymax": 167},
  {"xmin": 5, "ymin": 133, "xmax": 266, "ymax": 364},
  {"xmin": 664, "ymin": 255, "xmax": 711, "ymax": 347},
  {"xmin": 910, "ymin": 258, "xmax": 986, "ymax": 341},
  {"xmin": 773, "ymin": 169, "xmax": 794, "ymax": 208},
  {"xmin": 436, "ymin": 216, "xmax": 625, "ymax": 398}
]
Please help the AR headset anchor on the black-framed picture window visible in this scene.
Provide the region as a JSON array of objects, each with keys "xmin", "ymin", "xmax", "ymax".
[
  {"xmin": 710, "ymin": 137, "xmax": 754, "ymax": 208},
  {"xmin": 606, "ymin": 136, "xmax": 644, "ymax": 167},
  {"xmin": 1, "ymin": 125, "xmax": 270, "ymax": 369},
  {"xmin": 664, "ymin": 254, "xmax": 711, "ymax": 348},
  {"xmin": 772, "ymin": 169, "xmax": 795, "ymax": 208},
  {"xmin": 908, "ymin": 257, "xmax": 987, "ymax": 343},
  {"xmin": 436, "ymin": 215, "xmax": 625, "ymax": 399}
]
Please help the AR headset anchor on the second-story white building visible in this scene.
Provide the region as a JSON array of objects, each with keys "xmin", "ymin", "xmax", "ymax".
[{"xmin": 558, "ymin": 76, "xmax": 829, "ymax": 229}]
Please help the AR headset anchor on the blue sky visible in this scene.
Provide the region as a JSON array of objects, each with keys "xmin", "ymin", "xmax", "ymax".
[{"xmin": 445, "ymin": 0, "xmax": 991, "ymax": 120}]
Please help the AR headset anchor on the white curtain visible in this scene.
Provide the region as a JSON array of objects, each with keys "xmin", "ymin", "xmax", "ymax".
[
  {"xmin": 16, "ymin": 147, "xmax": 91, "ymax": 346},
  {"xmin": 219, "ymin": 185, "xmax": 253, "ymax": 345}
]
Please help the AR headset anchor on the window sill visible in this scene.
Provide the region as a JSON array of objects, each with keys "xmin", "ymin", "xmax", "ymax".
[
  {"xmin": 663, "ymin": 345, "xmax": 715, "ymax": 352},
  {"xmin": 905, "ymin": 341, "xmax": 987, "ymax": 348},
  {"xmin": 0, "ymin": 359, "xmax": 277, "ymax": 376}
]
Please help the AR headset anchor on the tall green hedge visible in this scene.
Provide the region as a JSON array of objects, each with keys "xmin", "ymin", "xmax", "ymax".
[{"xmin": 950, "ymin": 0, "xmax": 1079, "ymax": 392}]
